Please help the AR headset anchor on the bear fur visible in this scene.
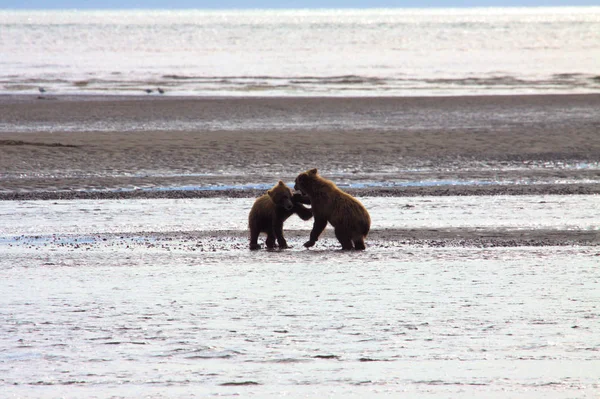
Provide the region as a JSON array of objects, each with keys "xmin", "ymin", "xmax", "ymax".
[
  {"xmin": 294, "ymin": 168, "xmax": 370, "ymax": 250},
  {"xmin": 248, "ymin": 180, "xmax": 312, "ymax": 250}
]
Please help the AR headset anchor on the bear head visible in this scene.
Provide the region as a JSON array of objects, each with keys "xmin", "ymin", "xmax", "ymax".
[
  {"xmin": 294, "ymin": 168, "xmax": 319, "ymax": 195},
  {"xmin": 267, "ymin": 180, "xmax": 294, "ymax": 211}
]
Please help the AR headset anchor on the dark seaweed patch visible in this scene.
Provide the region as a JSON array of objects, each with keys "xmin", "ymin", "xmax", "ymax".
[{"xmin": 220, "ymin": 381, "xmax": 260, "ymax": 386}]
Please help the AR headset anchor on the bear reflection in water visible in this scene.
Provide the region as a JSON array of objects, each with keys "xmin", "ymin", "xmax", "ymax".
[
  {"xmin": 248, "ymin": 180, "xmax": 312, "ymax": 250},
  {"xmin": 295, "ymin": 168, "xmax": 371, "ymax": 250}
]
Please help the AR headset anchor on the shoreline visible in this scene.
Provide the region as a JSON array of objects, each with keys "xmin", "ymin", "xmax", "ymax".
[
  {"xmin": 2, "ymin": 183, "xmax": 600, "ymax": 201},
  {"xmin": 3, "ymin": 91, "xmax": 600, "ymax": 100},
  {"xmin": 3, "ymin": 228, "xmax": 599, "ymax": 248}
]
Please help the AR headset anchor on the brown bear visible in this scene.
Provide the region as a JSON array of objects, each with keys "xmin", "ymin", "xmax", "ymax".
[
  {"xmin": 294, "ymin": 168, "xmax": 370, "ymax": 250},
  {"xmin": 248, "ymin": 181, "xmax": 312, "ymax": 250}
]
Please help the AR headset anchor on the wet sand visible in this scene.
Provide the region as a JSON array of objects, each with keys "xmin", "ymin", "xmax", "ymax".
[
  {"xmin": 1, "ymin": 94, "xmax": 599, "ymax": 249},
  {"xmin": 2, "ymin": 195, "xmax": 598, "ymax": 249},
  {"xmin": 2, "ymin": 96, "xmax": 599, "ymax": 398},
  {"xmin": 4, "ymin": 229, "xmax": 599, "ymax": 251},
  {"xmin": 3, "ymin": 242, "xmax": 599, "ymax": 398},
  {"xmin": 1, "ymin": 94, "xmax": 599, "ymax": 196}
]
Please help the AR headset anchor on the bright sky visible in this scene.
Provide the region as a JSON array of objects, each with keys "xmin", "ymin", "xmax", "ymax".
[{"xmin": 2, "ymin": 0, "xmax": 599, "ymax": 9}]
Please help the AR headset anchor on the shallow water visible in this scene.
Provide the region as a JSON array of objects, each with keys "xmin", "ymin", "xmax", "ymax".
[
  {"xmin": 1, "ymin": 195, "xmax": 598, "ymax": 236},
  {"xmin": 1, "ymin": 247, "xmax": 599, "ymax": 398},
  {"xmin": 1, "ymin": 196, "xmax": 599, "ymax": 398}
]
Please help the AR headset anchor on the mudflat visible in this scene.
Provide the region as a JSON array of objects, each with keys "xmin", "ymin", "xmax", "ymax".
[{"xmin": 1, "ymin": 94, "xmax": 599, "ymax": 197}]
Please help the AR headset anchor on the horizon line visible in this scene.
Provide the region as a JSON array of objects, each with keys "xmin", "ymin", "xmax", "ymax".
[{"xmin": 2, "ymin": 4, "xmax": 600, "ymax": 10}]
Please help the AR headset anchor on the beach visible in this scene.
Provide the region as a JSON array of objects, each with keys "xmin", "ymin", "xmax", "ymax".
[
  {"xmin": 1, "ymin": 93, "xmax": 599, "ymax": 245},
  {"xmin": 1, "ymin": 193, "xmax": 600, "ymax": 398},
  {"xmin": 3, "ymin": 5, "xmax": 600, "ymax": 397},
  {"xmin": 1, "ymin": 93, "xmax": 599, "ymax": 197},
  {"xmin": 1, "ymin": 93, "xmax": 600, "ymax": 398}
]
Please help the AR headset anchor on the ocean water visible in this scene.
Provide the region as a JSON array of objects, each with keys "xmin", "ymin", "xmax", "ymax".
[
  {"xmin": 1, "ymin": 7, "xmax": 599, "ymax": 96},
  {"xmin": 1, "ymin": 196, "xmax": 599, "ymax": 398}
]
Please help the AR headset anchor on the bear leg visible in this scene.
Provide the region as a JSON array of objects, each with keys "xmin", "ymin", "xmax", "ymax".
[
  {"xmin": 335, "ymin": 227, "xmax": 354, "ymax": 250},
  {"xmin": 294, "ymin": 203, "xmax": 313, "ymax": 221},
  {"xmin": 249, "ymin": 228, "xmax": 261, "ymax": 250},
  {"xmin": 305, "ymin": 217, "xmax": 328, "ymax": 248},
  {"xmin": 265, "ymin": 232, "xmax": 277, "ymax": 249},
  {"xmin": 273, "ymin": 220, "xmax": 289, "ymax": 249},
  {"xmin": 353, "ymin": 235, "xmax": 366, "ymax": 250}
]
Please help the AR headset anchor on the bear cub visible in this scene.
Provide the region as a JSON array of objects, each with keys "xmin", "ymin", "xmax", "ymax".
[
  {"xmin": 295, "ymin": 168, "xmax": 370, "ymax": 250},
  {"xmin": 248, "ymin": 180, "xmax": 312, "ymax": 250}
]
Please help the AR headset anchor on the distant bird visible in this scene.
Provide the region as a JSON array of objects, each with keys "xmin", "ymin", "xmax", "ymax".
[
  {"xmin": 37, "ymin": 86, "xmax": 48, "ymax": 100},
  {"xmin": 157, "ymin": 87, "xmax": 165, "ymax": 94},
  {"xmin": 145, "ymin": 89, "xmax": 153, "ymax": 94}
]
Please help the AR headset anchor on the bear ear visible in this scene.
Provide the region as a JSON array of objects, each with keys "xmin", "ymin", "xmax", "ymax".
[
  {"xmin": 308, "ymin": 168, "xmax": 318, "ymax": 175},
  {"xmin": 267, "ymin": 189, "xmax": 274, "ymax": 198},
  {"xmin": 277, "ymin": 180, "xmax": 285, "ymax": 186}
]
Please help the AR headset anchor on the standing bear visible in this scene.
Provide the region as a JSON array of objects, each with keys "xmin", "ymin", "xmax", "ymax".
[
  {"xmin": 294, "ymin": 168, "xmax": 371, "ymax": 250},
  {"xmin": 248, "ymin": 181, "xmax": 312, "ymax": 250}
]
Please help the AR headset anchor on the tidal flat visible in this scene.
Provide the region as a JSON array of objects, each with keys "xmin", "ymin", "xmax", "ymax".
[
  {"xmin": 1, "ymin": 94, "xmax": 599, "ymax": 397},
  {"xmin": 1, "ymin": 196, "xmax": 599, "ymax": 398}
]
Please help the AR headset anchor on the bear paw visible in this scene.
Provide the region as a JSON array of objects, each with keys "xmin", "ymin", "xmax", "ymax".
[
  {"xmin": 292, "ymin": 192, "xmax": 310, "ymax": 204},
  {"xmin": 303, "ymin": 240, "xmax": 316, "ymax": 248},
  {"xmin": 249, "ymin": 243, "xmax": 262, "ymax": 250}
]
